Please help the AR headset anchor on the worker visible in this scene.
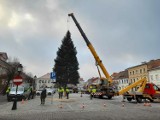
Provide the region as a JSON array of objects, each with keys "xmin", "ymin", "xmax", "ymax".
[
  {"xmin": 40, "ymin": 87, "xmax": 47, "ymax": 105},
  {"xmin": 28, "ymin": 85, "xmax": 33, "ymax": 100},
  {"xmin": 65, "ymin": 87, "xmax": 70, "ymax": 99},
  {"xmin": 88, "ymin": 86, "xmax": 92, "ymax": 94},
  {"xmin": 90, "ymin": 87, "xmax": 96, "ymax": 100},
  {"xmin": 58, "ymin": 87, "xmax": 61, "ymax": 99},
  {"xmin": 6, "ymin": 86, "xmax": 10, "ymax": 101},
  {"xmin": 61, "ymin": 87, "xmax": 64, "ymax": 99},
  {"xmin": 58, "ymin": 87, "xmax": 64, "ymax": 99}
]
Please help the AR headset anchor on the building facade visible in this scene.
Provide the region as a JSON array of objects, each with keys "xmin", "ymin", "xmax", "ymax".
[
  {"xmin": 127, "ymin": 63, "xmax": 148, "ymax": 84},
  {"xmin": 36, "ymin": 73, "xmax": 55, "ymax": 90},
  {"xmin": 112, "ymin": 70, "xmax": 129, "ymax": 90},
  {"xmin": 148, "ymin": 66, "xmax": 160, "ymax": 87}
]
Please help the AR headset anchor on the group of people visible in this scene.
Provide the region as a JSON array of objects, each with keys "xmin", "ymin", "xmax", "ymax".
[
  {"xmin": 40, "ymin": 86, "xmax": 70, "ymax": 105},
  {"xmin": 58, "ymin": 87, "xmax": 70, "ymax": 99}
]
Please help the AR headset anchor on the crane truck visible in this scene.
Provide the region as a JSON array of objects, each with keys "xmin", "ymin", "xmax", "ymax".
[
  {"xmin": 118, "ymin": 78, "xmax": 160, "ymax": 103},
  {"xmin": 68, "ymin": 13, "xmax": 115, "ymax": 99},
  {"xmin": 68, "ymin": 13, "xmax": 160, "ymax": 103}
]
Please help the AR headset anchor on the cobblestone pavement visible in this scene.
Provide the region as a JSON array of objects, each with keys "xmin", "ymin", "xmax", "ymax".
[
  {"xmin": 0, "ymin": 93, "xmax": 160, "ymax": 120},
  {"xmin": 0, "ymin": 94, "xmax": 7, "ymax": 105}
]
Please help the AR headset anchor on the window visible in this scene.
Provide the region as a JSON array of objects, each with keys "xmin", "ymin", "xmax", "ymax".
[
  {"xmin": 48, "ymin": 80, "xmax": 50, "ymax": 83},
  {"xmin": 150, "ymin": 75, "xmax": 153, "ymax": 81},
  {"xmin": 143, "ymin": 68, "xmax": 146, "ymax": 73},
  {"xmin": 155, "ymin": 74, "xmax": 159, "ymax": 81},
  {"xmin": 39, "ymin": 80, "xmax": 41, "ymax": 83},
  {"xmin": 153, "ymin": 85, "xmax": 159, "ymax": 91},
  {"xmin": 136, "ymin": 70, "xmax": 138, "ymax": 74},
  {"xmin": 130, "ymin": 72, "xmax": 132, "ymax": 75},
  {"xmin": 140, "ymin": 69, "xmax": 142, "ymax": 73},
  {"xmin": 145, "ymin": 84, "xmax": 150, "ymax": 89},
  {"xmin": 133, "ymin": 71, "xmax": 134, "ymax": 75}
]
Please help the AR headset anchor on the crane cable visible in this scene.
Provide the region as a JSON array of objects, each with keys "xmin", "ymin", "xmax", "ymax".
[
  {"xmin": 95, "ymin": 61, "xmax": 102, "ymax": 79},
  {"xmin": 67, "ymin": 16, "xmax": 70, "ymax": 31}
]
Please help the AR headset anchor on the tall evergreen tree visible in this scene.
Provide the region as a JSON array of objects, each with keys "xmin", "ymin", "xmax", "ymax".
[{"xmin": 54, "ymin": 31, "xmax": 79, "ymax": 87}]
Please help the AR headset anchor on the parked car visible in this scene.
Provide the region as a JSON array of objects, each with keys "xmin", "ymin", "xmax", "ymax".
[
  {"xmin": 46, "ymin": 88, "xmax": 56, "ymax": 95},
  {"xmin": 36, "ymin": 88, "xmax": 43, "ymax": 96},
  {"xmin": 8, "ymin": 86, "xmax": 30, "ymax": 101}
]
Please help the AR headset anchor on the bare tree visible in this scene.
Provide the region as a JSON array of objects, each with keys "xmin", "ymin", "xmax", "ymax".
[{"xmin": 2, "ymin": 57, "xmax": 20, "ymax": 94}]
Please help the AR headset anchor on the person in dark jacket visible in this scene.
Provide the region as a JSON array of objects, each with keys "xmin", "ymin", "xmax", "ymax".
[{"xmin": 40, "ymin": 87, "xmax": 47, "ymax": 104}]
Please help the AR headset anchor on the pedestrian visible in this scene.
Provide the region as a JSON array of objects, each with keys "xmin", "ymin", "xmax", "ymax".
[
  {"xmin": 58, "ymin": 87, "xmax": 61, "ymax": 99},
  {"xmin": 61, "ymin": 87, "xmax": 64, "ymax": 98},
  {"xmin": 65, "ymin": 87, "xmax": 69, "ymax": 99},
  {"xmin": 90, "ymin": 87, "xmax": 96, "ymax": 100},
  {"xmin": 28, "ymin": 85, "xmax": 33, "ymax": 100},
  {"xmin": 6, "ymin": 86, "xmax": 10, "ymax": 101},
  {"xmin": 40, "ymin": 87, "xmax": 47, "ymax": 104}
]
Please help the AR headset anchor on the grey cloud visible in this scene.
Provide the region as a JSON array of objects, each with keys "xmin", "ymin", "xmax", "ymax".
[{"xmin": 0, "ymin": 0, "xmax": 160, "ymax": 80}]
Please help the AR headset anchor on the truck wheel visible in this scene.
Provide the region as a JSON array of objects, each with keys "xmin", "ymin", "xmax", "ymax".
[
  {"xmin": 99, "ymin": 95, "xmax": 103, "ymax": 99},
  {"xmin": 136, "ymin": 97, "xmax": 142, "ymax": 103},
  {"xmin": 7, "ymin": 97, "xmax": 11, "ymax": 102},
  {"xmin": 108, "ymin": 96, "xmax": 112, "ymax": 99},
  {"xmin": 149, "ymin": 99, "xmax": 154, "ymax": 102},
  {"xmin": 127, "ymin": 98, "xmax": 132, "ymax": 102}
]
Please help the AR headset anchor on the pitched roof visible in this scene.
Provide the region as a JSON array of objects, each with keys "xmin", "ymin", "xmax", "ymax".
[
  {"xmin": 112, "ymin": 70, "xmax": 128, "ymax": 80},
  {"xmin": 39, "ymin": 73, "xmax": 50, "ymax": 79}
]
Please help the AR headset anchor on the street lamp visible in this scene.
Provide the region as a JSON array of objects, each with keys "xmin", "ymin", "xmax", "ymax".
[{"xmin": 12, "ymin": 64, "xmax": 23, "ymax": 110}]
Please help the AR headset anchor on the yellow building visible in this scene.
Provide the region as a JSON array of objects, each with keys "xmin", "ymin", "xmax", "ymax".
[{"xmin": 128, "ymin": 63, "xmax": 148, "ymax": 85}]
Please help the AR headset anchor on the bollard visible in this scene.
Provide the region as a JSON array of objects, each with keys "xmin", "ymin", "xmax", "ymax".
[{"xmin": 12, "ymin": 98, "xmax": 17, "ymax": 110}]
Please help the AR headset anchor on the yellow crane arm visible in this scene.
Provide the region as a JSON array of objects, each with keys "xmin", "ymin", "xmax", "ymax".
[
  {"xmin": 118, "ymin": 78, "xmax": 147, "ymax": 95},
  {"xmin": 68, "ymin": 13, "xmax": 112, "ymax": 83}
]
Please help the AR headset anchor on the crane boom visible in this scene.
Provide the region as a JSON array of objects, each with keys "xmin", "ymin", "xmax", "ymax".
[{"xmin": 68, "ymin": 13, "xmax": 112, "ymax": 83}]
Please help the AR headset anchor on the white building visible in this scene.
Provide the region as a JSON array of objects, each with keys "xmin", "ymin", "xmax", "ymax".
[
  {"xmin": 36, "ymin": 73, "xmax": 55, "ymax": 90},
  {"xmin": 77, "ymin": 78, "xmax": 85, "ymax": 90},
  {"xmin": 112, "ymin": 70, "xmax": 129, "ymax": 91},
  {"xmin": 148, "ymin": 66, "xmax": 160, "ymax": 87}
]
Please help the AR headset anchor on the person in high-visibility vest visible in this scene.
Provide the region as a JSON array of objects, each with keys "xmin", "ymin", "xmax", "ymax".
[
  {"xmin": 58, "ymin": 87, "xmax": 64, "ymax": 99},
  {"xmin": 65, "ymin": 88, "xmax": 70, "ymax": 99},
  {"xmin": 28, "ymin": 86, "xmax": 33, "ymax": 100},
  {"xmin": 6, "ymin": 86, "xmax": 10, "ymax": 101},
  {"xmin": 90, "ymin": 88, "xmax": 96, "ymax": 100},
  {"xmin": 58, "ymin": 87, "xmax": 61, "ymax": 99}
]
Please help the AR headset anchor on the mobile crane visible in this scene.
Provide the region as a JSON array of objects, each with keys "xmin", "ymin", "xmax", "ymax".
[
  {"xmin": 68, "ymin": 13, "xmax": 160, "ymax": 102},
  {"xmin": 68, "ymin": 13, "xmax": 114, "ymax": 99}
]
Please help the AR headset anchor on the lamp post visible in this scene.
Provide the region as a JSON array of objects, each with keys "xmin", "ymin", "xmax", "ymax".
[
  {"xmin": 33, "ymin": 75, "xmax": 37, "ymax": 90},
  {"xmin": 12, "ymin": 64, "xmax": 23, "ymax": 110}
]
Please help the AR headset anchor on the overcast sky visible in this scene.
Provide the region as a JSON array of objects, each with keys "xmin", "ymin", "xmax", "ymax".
[{"xmin": 0, "ymin": 0, "xmax": 160, "ymax": 80}]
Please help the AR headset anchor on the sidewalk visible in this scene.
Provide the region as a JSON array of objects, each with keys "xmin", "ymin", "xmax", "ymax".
[
  {"xmin": 0, "ymin": 94, "xmax": 7, "ymax": 105},
  {"xmin": 0, "ymin": 93, "xmax": 92, "ymax": 116}
]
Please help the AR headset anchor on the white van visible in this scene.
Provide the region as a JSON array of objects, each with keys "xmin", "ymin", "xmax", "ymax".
[{"xmin": 8, "ymin": 86, "xmax": 30, "ymax": 101}]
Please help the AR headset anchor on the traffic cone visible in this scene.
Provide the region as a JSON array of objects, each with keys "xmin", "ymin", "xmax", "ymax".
[
  {"xmin": 80, "ymin": 92, "xmax": 82, "ymax": 97},
  {"xmin": 143, "ymin": 102, "xmax": 147, "ymax": 106},
  {"xmin": 148, "ymin": 103, "xmax": 152, "ymax": 107},
  {"xmin": 103, "ymin": 103, "xmax": 106, "ymax": 107},
  {"xmin": 59, "ymin": 103, "xmax": 63, "ymax": 109},
  {"xmin": 122, "ymin": 103, "xmax": 125, "ymax": 107},
  {"xmin": 21, "ymin": 99, "xmax": 24, "ymax": 104},
  {"xmin": 81, "ymin": 103, "xmax": 85, "ymax": 109}
]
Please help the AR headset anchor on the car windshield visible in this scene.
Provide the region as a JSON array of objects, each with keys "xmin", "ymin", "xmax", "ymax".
[{"xmin": 11, "ymin": 87, "xmax": 24, "ymax": 91}]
